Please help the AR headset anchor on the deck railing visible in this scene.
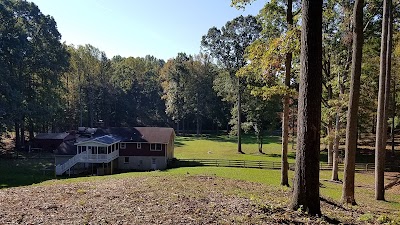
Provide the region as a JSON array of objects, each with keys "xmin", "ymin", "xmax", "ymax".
[{"xmin": 56, "ymin": 150, "xmax": 119, "ymax": 175}]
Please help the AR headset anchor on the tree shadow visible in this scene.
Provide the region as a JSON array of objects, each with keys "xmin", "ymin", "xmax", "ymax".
[
  {"xmin": 167, "ymin": 159, "xmax": 205, "ymax": 169},
  {"xmin": 205, "ymin": 134, "xmax": 281, "ymax": 145},
  {"xmin": 266, "ymin": 152, "xmax": 296, "ymax": 159},
  {"xmin": 0, "ymin": 157, "xmax": 57, "ymax": 188}
]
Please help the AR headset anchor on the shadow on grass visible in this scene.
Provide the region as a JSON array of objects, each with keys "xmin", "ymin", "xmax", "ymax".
[
  {"xmin": 0, "ymin": 157, "xmax": 57, "ymax": 189},
  {"xmin": 205, "ymin": 134, "xmax": 281, "ymax": 145},
  {"xmin": 266, "ymin": 152, "xmax": 296, "ymax": 159},
  {"xmin": 167, "ymin": 159, "xmax": 205, "ymax": 169}
]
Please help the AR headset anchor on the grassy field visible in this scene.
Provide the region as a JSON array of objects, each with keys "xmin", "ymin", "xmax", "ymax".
[
  {"xmin": 174, "ymin": 134, "xmax": 297, "ymax": 162},
  {"xmin": 1, "ymin": 133, "xmax": 399, "ymax": 223}
]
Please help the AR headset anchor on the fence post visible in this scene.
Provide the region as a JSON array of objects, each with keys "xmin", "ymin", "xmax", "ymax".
[
  {"xmin": 272, "ymin": 162, "xmax": 274, "ymax": 169},
  {"xmin": 243, "ymin": 160, "xmax": 246, "ymax": 168},
  {"xmin": 365, "ymin": 164, "xmax": 368, "ymax": 172}
]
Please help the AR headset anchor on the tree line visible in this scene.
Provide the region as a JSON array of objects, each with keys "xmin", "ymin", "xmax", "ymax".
[
  {"xmin": 1, "ymin": 0, "xmax": 399, "ymax": 215},
  {"xmin": 0, "ymin": 0, "xmax": 281, "ymax": 151}
]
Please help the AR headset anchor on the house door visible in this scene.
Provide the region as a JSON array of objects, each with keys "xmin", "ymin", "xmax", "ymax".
[{"xmin": 151, "ymin": 158, "xmax": 157, "ymax": 170}]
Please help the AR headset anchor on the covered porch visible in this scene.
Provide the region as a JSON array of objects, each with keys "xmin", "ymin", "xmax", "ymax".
[{"xmin": 74, "ymin": 135, "xmax": 121, "ymax": 163}]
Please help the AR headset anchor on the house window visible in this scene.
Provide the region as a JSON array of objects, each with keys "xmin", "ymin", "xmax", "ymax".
[
  {"xmin": 137, "ymin": 143, "xmax": 141, "ymax": 149},
  {"xmin": 150, "ymin": 143, "xmax": 162, "ymax": 151},
  {"xmin": 120, "ymin": 143, "xmax": 126, "ymax": 149},
  {"xmin": 124, "ymin": 157, "xmax": 129, "ymax": 164}
]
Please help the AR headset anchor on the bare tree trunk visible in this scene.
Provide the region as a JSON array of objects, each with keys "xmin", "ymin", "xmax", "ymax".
[
  {"xmin": 237, "ymin": 77, "xmax": 243, "ymax": 153},
  {"xmin": 384, "ymin": 0, "xmax": 394, "ymax": 161},
  {"xmin": 15, "ymin": 121, "xmax": 20, "ymax": 150},
  {"xmin": 342, "ymin": 0, "xmax": 364, "ymax": 205},
  {"xmin": 328, "ymin": 115, "xmax": 334, "ymax": 165},
  {"xmin": 332, "ymin": 113, "xmax": 340, "ymax": 181},
  {"xmin": 196, "ymin": 115, "xmax": 200, "ymax": 136},
  {"xmin": 281, "ymin": 0, "xmax": 293, "ymax": 187},
  {"xmin": 20, "ymin": 118, "xmax": 25, "ymax": 148},
  {"xmin": 29, "ymin": 119, "xmax": 34, "ymax": 141},
  {"xmin": 375, "ymin": 0, "xmax": 391, "ymax": 201},
  {"xmin": 392, "ymin": 79, "xmax": 396, "ymax": 157},
  {"xmin": 291, "ymin": 0, "xmax": 322, "ymax": 215}
]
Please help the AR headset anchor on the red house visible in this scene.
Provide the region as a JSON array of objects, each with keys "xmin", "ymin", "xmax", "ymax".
[{"xmin": 55, "ymin": 127, "xmax": 175, "ymax": 175}]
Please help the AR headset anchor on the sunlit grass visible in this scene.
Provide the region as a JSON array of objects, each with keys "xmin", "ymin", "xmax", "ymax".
[{"xmin": 174, "ymin": 135, "xmax": 297, "ymax": 162}]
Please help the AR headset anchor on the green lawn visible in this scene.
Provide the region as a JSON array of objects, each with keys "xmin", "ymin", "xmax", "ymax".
[
  {"xmin": 2, "ymin": 134, "xmax": 399, "ymax": 214},
  {"xmin": 174, "ymin": 134, "xmax": 297, "ymax": 162}
]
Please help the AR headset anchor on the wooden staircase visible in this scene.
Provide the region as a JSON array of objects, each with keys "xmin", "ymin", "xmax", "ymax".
[{"xmin": 55, "ymin": 150, "xmax": 119, "ymax": 175}]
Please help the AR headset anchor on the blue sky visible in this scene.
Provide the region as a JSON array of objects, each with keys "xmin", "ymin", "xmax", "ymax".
[{"xmin": 29, "ymin": 0, "xmax": 265, "ymax": 60}]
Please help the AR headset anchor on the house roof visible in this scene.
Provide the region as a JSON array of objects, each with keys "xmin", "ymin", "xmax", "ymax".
[
  {"xmin": 34, "ymin": 133, "xmax": 71, "ymax": 140},
  {"xmin": 76, "ymin": 135, "xmax": 122, "ymax": 146},
  {"xmin": 98, "ymin": 127, "xmax": 175, "ymax": 144},
  {"xmin": 54, "ymin": 140, "xmax": 76, "ymax": 155}
]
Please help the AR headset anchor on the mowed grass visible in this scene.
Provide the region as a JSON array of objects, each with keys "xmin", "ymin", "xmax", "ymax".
[
  {"xmin": 2, "ymin": 134, "xmax": 399, "ymax": 215},
  {"xmin": 174, "ymin": 134, "xmax": 297, "ymax": 162}
]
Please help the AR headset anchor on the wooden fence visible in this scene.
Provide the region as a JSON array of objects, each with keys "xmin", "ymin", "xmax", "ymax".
[{"xmin": 168, "ymin": 158, "xmax": 399, "ymax": 172}]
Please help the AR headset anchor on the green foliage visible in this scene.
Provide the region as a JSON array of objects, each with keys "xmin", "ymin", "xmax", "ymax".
[
  {"xmin": 0, "ymin": 0, "xmax": 69, "ymax": 146},
  {"xmin": 160, "ymin": 53, "xmax": 227, "ymax": 132}
]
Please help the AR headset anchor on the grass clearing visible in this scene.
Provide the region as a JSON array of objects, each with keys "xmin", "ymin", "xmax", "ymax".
[
  {"xmin": 1, "ymin": 133, "xmax": 399, "ymax": 223},
  {"xmin": 175, "ymin": 135, "xmax": 296, "ymax": 162}
]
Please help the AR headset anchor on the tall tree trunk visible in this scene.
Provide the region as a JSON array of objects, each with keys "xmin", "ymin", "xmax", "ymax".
[
  {"xmin": 392, "ymin": 79, "xmax": 396, "ymax": 157},
  {"xmin": 29, "ymin": 119, "xmax": 34, "ymax": 141},
  {"xmin": 20, "ymin": 117, "xmax": 25, "ymax": 148},
  {"xmin": 196, "ymin": 115, "xmax": 200, "ymax": 136},
  {"xmin": 328, "ymin": 120, "xmax": 334, "ymax": 165},
  {"xmin": 281, "ymin": 56, "xmax": 291, "ymax": 186},
  {"xmin": 342, "ymin": 0, "xmax": 364, "ymax": 205},
  {"xmin": 15, "ymin": 121, "xmax": 20, "ymax": 150},
  {"xmin": 384, "ymin": 0, "xmax": 393, "ymax": 161},
  {"xmin": 281, "ymin": 0, "xmax": 293, "ymax": 187},
  {"xmin": 332, "ymin": 68, "xmax": 347, "ymax": 181},
  {"xmin": 291, "ymin": 0, "xmax": 322, "ymax": 215},
  {"xmin": 237, "ymin": 77, "xmax": 243, "ymax": 153},
  {"xmin": 196, "ymin": 94, "xmax": 200, "ymax": 136},
  {"xmin": 332, "ymin": 112, "xmax": 340, "ymax": 181},
  {"xmin": 375, "ymin": 0, "xmax": 391, "ymax": 201}
]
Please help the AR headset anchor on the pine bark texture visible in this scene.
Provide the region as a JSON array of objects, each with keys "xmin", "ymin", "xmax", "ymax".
[
  {"xmin": 342, "ymin": 0, "xmax": 364, "ymax": 205},
  {"xmin": 291, "ymin": 0, "xmax": 322, "ymax": 215},
  {"xmin": 375, "ymin": 0, "xmax": 391, "ymax": 201}
]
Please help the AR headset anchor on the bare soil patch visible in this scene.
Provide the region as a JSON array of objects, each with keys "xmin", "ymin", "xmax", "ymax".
[{"xmin": 0, "ymin": 175, "xmax": 396, "ymax": 224}]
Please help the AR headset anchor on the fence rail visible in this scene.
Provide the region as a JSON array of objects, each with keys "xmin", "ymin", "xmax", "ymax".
[{"xmin": 169, "ymin": 159, "xmax": 400, "ymax": 172}]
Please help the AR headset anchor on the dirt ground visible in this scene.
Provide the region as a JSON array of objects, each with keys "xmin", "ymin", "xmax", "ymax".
[{"xmin": 1, "ymin": 175, "xmax": 398, "ymax": 225}]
